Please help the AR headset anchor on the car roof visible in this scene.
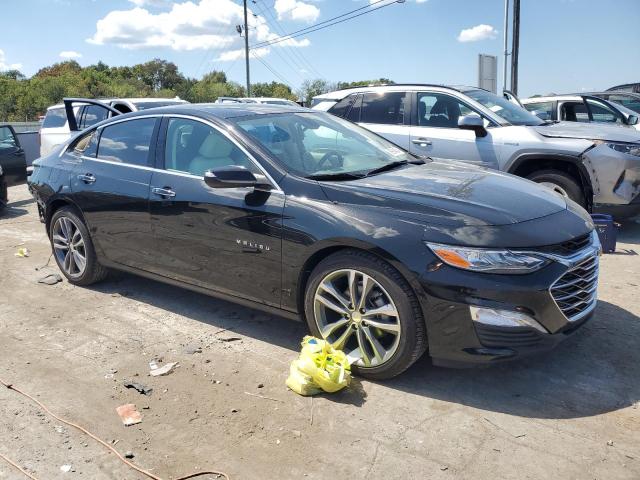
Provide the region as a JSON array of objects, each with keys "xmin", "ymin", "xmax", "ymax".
[
  {"xmin": 46, "ymin": 97, "xmax": 186, "ymax": 110},
  {"xmin": 312, "ymin": 84, "xmax": 479, "ymax": 101},
  {"xmin": 522, "ymin": 95, "xmax": 582, "ymax": 103}
]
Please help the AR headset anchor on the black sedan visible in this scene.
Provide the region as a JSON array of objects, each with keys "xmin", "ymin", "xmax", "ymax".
[{"xmin": 28, "ymin": 103, "xmax": 600, "ymax": 379}]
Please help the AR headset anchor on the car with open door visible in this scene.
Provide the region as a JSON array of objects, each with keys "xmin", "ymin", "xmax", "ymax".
[
  {"xmin": 0, "ymin": 124, "xmax": 27, "ymax": 212},
  {"xmin": 29, "ymin": 103, "xmax": 602, "ymax": 378},
  {"xmin": 314, "ymin": 85, "xmax": 640, "ymax": 218},
  {"xmin": 39, "ymin": 97, "xmax": 189, "ymax": 157},
  {"xmin": 521, "ymin": 94, "xmax": 640, "ymax": 131}
]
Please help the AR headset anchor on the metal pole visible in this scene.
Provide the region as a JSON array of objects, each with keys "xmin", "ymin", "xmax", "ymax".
[
  {"xmin": 503, "ymin": 0, "xmax": 509, "ymax": 93},
  {"xmin": 510, "ymin": 0, "xmax": 520, "ymax": 95},
  {"xmin": 243, "ymin": 0, "xmax": 251, "ymax": 97}
]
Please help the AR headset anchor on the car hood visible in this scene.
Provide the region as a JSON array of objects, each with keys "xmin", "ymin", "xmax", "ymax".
[
  {"xmin": 533, "ymin": 121, "xmax": 640, "ymax": 142},
  {"xmin": 319, "ymin": 160, "xmax": 567, "ymax": 227}
]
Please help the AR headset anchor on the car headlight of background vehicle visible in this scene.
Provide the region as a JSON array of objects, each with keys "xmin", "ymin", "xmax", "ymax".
[
  {"xmin": 594, "ymin": 140, "xmax": 640, "ymax": 157},
  {"xmin": 426, "ymin": 243, "xmax": 549, "ymax": 274}
]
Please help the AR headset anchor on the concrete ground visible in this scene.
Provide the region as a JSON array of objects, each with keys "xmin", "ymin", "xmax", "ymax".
[{"xmin": 1, "ymin": 184, "xmax": 639, "ymax": 480}]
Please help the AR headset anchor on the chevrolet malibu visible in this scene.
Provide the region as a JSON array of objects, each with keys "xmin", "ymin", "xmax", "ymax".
[{"xmin": 28, "ymin": 104, "xmax": 600, "ymax": 379}]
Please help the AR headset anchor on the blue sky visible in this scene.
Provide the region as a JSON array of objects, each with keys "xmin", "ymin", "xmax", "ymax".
[{"xmin": 1, "ymin": 0, "xmax": 639, "ymax": 97}]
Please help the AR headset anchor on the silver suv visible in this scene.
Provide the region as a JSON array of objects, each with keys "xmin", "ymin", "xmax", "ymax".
[{"xmin": 313, "ymin": 85, "xmax": 640, "ymax": 218}]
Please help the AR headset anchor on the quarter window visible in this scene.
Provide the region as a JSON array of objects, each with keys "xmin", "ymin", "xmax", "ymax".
[
  {"xmin": 328, "ymin": 95, "xmax": 357, "ymax": 118},
  {"xmin": 72, "ymin": 130, "xmax": 98, "ymax": 158},
  {"xmin": 164, "ymin": 118, "xmax": 255, "ymax": 176},
  {"xmin": 97, "ymin": 118, "xmax": 156, "ymax": 166},
  {"xmin": 417, "ymin": 93, "xmax": 476, "ymax": 128},
  {"xmin": 360, "ymin": 92, "xmax": 409, "ymax": 125},
  {"xmin": 42, "ymin": 107, "xmax": 67, "ymax": 128},
  {"xmin": 523, "ymin": 101, "xmax": 554, "ymax": 119},
  {"xmin": 0, "ymin": 126, "xmax": 17, "ymax": 151},
  {"xmin": 80, "ymin": 105, "xmax": 109, "ymax": 129}
]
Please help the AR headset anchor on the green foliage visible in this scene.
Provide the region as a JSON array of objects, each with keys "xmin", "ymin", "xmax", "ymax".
[
  {"xmin": 251, "ymin": 81, "xmax": 296, "ymax": 100},
  {"xmin": 336, "ymin": 78, "xmax": 395, "ymax": 90}
]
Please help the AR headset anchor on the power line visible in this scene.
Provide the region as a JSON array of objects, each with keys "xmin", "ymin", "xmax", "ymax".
[
  {"xmin": 252, "ymin": 0, "xmax": 402, "ymax": 49},
  {"xmin": 251, "ymin": 51, "xmax": 298, "ymax": 91}
]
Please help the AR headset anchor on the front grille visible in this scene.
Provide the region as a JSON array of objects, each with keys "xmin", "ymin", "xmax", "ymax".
[
  {"xmin": 550, "ymin": 252, "xmax": 599, "ymax": 322},
  {"xmin": 475, "ymin": 324, "xmax": 542, "ymax": 348},
  {"xmin": 536, "ymin": 233, "xmax": 592, "ymax": 256}
]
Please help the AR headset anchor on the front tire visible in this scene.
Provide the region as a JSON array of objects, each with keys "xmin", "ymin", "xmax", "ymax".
[
  {"xmin": 303, "ymin": 250, "xmax": 427, "ymax": 380},
  {"xmin": 49, "ymin": 207, "xmax": 108, "ymax": 286},
  {"xmin": 527, "ymin": 169, "xmax": 586, "ymax": 207}
]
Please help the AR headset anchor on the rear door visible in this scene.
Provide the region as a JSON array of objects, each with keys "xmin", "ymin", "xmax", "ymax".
[
  {"xmin": 0, "ymin": 125, "xmax": 27, "ymax": 186},
  {"xmin": 69, "ymin": 116, "xmax": 159, "ymax": 269},
  {"xmin": 409, "ymin": 91, "xmax": 500, "ymax": 169},
  {"xmin": 148, "ymin": 116, "xmax": 284, "ymax": 307}
]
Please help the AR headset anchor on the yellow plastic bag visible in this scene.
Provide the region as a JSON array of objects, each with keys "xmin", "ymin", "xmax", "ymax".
[{"xmin": 286, "ymin": 336, "xmax": 351, "ymax": 396}]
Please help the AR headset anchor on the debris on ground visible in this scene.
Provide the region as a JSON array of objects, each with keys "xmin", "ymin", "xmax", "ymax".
[
  {"xmin": 286, "ymin": 336, "xmax": 352, "ymax": 396},
  {"xmin": 37, "ymin": 273, "xmax": 63, "ymax": 285},
  {"xmin": 184, "ymin": 344, "xmax": 202, "ymax": 354},
  {"xmin": 149, "ymin": 361, "xmax": 178, "ymax": 377},
  {"xmin": 60, "ymin": 464, "xmax": 73, "ymax": 472},
  {"xmin": 244, "ymin": 391, "xmax": 283, "ymax": 403},
  {"xmin": 218, "ymin": 337, "xmax": 242, "ymax": 342},
  {"xmin": 123, "ymin": 381, "xmax": 153, "ymax": 395},
  {"xmin": 116, "ymin": 404, "xmax": 142, "ymax": 426},
  {"xmin": 257, "ymin": 383, "xmax": 264, "ymax": 389},
  {"xmin": 124, "ymin": 451, "xmax": 135, "ymax": 459},
  {"xmin": 14, "ymin": 247, "xmax": 30, "ymax": 257},
  {"xmin": 607, "ymin": 440, "xmax": 614, "ymax": 446}
]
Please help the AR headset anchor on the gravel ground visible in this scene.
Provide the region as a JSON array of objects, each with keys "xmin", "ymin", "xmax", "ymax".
[{"xmin": 1, "ymin": 184, "xmax": 639, "ymax": 480}]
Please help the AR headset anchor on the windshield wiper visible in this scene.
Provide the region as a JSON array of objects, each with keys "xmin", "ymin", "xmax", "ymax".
[
  {"xmin": 306, "ymin": 172, "xmax": 366, "ymax": 181},
  {"xmin": 365, "ymin": 158, "xmax": 424, "ymax": 177}
]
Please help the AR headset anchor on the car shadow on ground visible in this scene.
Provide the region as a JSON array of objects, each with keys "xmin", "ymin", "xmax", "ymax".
[
  {"xmin": 90, "ymin": 273, "xmax": 639, "ymax": 419},
  {"xmin": 617, "ymin": 217, "xmax": 640, "ymax": 248},
  {"xmin": 1, "ymin": 196, "xmax": 33, "ymax": 219}
]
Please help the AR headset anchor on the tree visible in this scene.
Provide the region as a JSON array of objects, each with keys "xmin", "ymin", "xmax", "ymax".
[
  {"xmin": 336, "ymin": 78, "xmax": 394, "ymax": 90},
  {"xmin": 132, "ymin": 58, "xmax": 186, "ymax": 92},
  {"xmin": 297, "ymin": 79, "xmax": 336, "ymax": 106},
  {"xmin": 251, "ymin": 81, "xmax": 296, "ymax": 100}
]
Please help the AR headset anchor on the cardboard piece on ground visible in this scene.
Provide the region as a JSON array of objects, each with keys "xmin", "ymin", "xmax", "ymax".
[
  {"xmin": 116, "ymin": 404, "xmax": 142, "ymax": 426},
  {"xmin": 149, "ymin": 361, "xmax": 178, "ymax": 377}
]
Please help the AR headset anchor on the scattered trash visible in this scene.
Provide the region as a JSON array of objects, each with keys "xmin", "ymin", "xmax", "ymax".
[
  {"xmin": 38, "ymin": 273, "xmax": 62, "ymax": 285},
  {"xmin": 123, "ymin": 381, "xmax": 153, "ymax": 396},
  {"xmin": 440, "ymin": 466, "xmax": 449, "ymax": 471},
  {"xmin": 149, "ymin": 361, "xmax": 178, "ymax": 377},
  {"xmin": 607, "ymin": 440, "xmax": 614, "ymax": 446},
  {"xmin": 35, "ymin": 253, "xmax": 53, "ymax": 271},
  {"xmin": 184, "ymin": 345, "xmax": 202, "ymax": 355},
  {"xmin": 149, "ymin": 360, "xmax": 159, "ymax": 371},
  {"xmin": 257, "ymin": 383, "xmax": 264, "ymax": 389},
  {"xmin": 14, "ymin": 248, "xmax": 30, "ymax": 258},
  {"xmin": 292, "ymin": 430, "xmax": 301, "ymax": 438},
  {"xmin": 124, "ymin": 451, "xmax": 135, "ymax": 459},
  {"xmin": 219, "ymin": 336, "xmax": 242, "ymax": 342},
  {"xmin": 276, "ymin": 439, "xmax": 281, "ymax": 445},
  {"xmin": 116, "ymin": 404, "xmax": 142, "ymax": 426},
  {"xmin": 231, "ymin": 408, "xmax": 239, "ymax": 413},
  {"xmin": 286, "ymin": 336, "xmax": 352, "ymax": 396},
  {"xmin": 60, "ymin": 465, "xmax": 73, "ymax": 473}
]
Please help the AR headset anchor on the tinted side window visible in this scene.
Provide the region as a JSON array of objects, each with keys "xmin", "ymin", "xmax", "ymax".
[
  {"xmin": 42, "ymin": 108, "xmax": 67, "ymax": 128},
  {"xmin": 164, "ymin": 118, "xmax": 255, "ymax": 176},
  {"xmin": 586, "ymin": 99, "xmax": 621, "ymax": 124},
  {"xmin": 561, "ymin": 102, "xmax": 589, "ymax": 122},
  {"xmin": 608, "ymin": 94, "xmax": 640, "ymax": 114},
  {"xmin": 346, "ymin": 94, "xmax": 362, "ymax": 122},
  {"xmin": 360, "ymin": 92, "xmax": 408, "ymax": 125},
  {"xmin": 417, "ymin": 92, "xmax": 477, "ymax": 128},
  {"xmin": 328, "ymin": 95, "xmax": 357, "ymax": 118},
  {"xmin": 97, "ymin": 118, "xmax": 156, "ymax": 166},
  {"xmin": 81, "ymin": 105, "xmax": 109, "ymax": 129},
  {"xmin": 524, "ymin": 102, "xmax": 553, "ymax": 118}
]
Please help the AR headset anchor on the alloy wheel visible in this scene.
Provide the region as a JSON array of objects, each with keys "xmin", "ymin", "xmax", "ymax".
[
  {"xmin": 313, "ymin": 269, "xmax": 401, "ymax": 368},
  {"xmin": 52, "ymin": 216, "xmax": 87, "ymax": 277}
]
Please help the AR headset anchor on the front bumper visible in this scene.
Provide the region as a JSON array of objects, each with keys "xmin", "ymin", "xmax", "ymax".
[
  {"xmin": 584, "ymin": 144, "xmax": 640, "ymax": 211},
  {"xmin": 418, "ymin": 240, "xmax": 600, "ymax": 367}
]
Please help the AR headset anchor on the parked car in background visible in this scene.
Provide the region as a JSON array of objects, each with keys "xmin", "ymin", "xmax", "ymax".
[
  {"xmin": 521, "ymin": 95, "xmax": 640, "ymax": 131},
  {"xmin": 29, "ymin": 103, "xmax": 601, "ymax": 378},
  {"xmin": 40, "ymin": 97, "xmax": 188, "ymax": 156},
  {"xmin": 582, "ymin": 91, "xmax": 640, "ymax": 116},
  {"xmin": 0, "ymin": 124, "xmax": 27, "ymax": 212},
  {"xmin": 607, "ymin": 82, "xmax": 640, "ymax": 93},
  {"xmin": 314, "ymin": 85, "xmax": 640, "ymax": 218},
  {"xmin": 215, "ymin": 96, "xmax": 299, "ymax": 106}
]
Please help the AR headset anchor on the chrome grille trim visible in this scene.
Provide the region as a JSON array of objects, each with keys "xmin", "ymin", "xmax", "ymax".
[{"xmin": 550, "ymin": 245, "xmax": 600, "ymax": 323}]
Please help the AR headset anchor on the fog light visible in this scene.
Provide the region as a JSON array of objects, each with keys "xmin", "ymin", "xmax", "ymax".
[{"xmin": 469, "ymin": 306, "xmax": 547, "ymax": 333}]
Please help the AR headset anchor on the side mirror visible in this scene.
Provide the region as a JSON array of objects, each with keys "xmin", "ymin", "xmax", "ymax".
[
  {"xmin": 627, "ymin": 114, "xmax": 638, "ymax": 126},
  {"xmin": 458, "ymin": 114, "xmax": 487, "ymax": 138},
  {"xmin": 204, "ymin": 166, "xmax": 260, "ymax": 189},
  {"xmin": 532, "ymin": 110, "xmax": 550, "ymax": 121}
]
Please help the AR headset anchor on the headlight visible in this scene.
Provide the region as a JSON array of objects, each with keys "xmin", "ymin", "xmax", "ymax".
[
  {"xmin": 426, "ymin": 243, "xmax": 549, "ymax": 274},
  {"xmin": 594, "ymin": 140, "xmax": 640, "ymax": 157}
]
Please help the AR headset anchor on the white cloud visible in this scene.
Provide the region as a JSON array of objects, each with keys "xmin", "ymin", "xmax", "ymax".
[
  {"xmin": 275, "ymin": 0, "xmax": 320, "ymax": 23},
  {"xmin": 217, "ymin": 47, "xmax": 269, "ymax": 62},
  {"xmin": 369, "ymin": 0, "xmax": 426, "ymax": 4},
  {"xmin": 128, "ymin": 0, "xmax": 172, "ymax": 7},
  {"xmin": 457, "ymin": 24, "xmax": 498, "ymax": 42},
  {"xmin": 0, "ymin": 49, "xmax": 22, "ymax": 71},
  {"xmin": 59, "ymin": 50, "xmax": 82, "ymax": 59},
  {"xmin": 88, "ymin": 0, "xmax": 311, "ymax": 57}
]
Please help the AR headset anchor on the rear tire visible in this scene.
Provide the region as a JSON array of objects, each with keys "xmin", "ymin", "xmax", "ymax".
[
  {"xmin": 49, "ymin": 207, "xmax": 108, "ymax": 286},
  {"xmin": 303, "ymin": 249, "xmax": 427, "ymax": 380},
  {"xmin": 527, "ymin": 169, "xmax": 586, "ymax": 207}
]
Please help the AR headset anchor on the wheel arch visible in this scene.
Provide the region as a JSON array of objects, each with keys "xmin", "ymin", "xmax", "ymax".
[
  {"xmin": 507, "ymin": 153, "xmax": 594, "ymax": 209},
  {"xmin": 45, "ymin": 197, "xmax": 87, "ymax": 237}
]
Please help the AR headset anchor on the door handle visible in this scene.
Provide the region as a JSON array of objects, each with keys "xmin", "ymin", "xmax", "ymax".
[
  {"xmin": 152, "ymin": 187, "xmax": 176, "ymax": 198},
  {"xmin": 412, "ymin": 138, "xmax": 432, "ymax": 147},
  {"xmin": 77, "ymin": 173, "xmax": 96, "ymax": 184}
]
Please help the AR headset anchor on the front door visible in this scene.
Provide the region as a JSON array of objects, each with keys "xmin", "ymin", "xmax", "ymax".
[
  {"xmin": 148, "ymin": 117, "xmax": 284, "ymax": 308},
  {"xmin": 409, "ymin": 92, "xmax": 500, "ymax": 169},
  {"xmin": 0, "ymin": 126, "xmax": 26, "ymax": 186},
  {"xmin": 69, "ymin": 117, "xmax": 159, "ymax": 269}
]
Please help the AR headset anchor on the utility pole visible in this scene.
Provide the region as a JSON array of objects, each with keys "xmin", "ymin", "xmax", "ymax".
[
  {"xmin": 243, "ymin": 0, "xmax": 251, "ymax": 97},
  {"xmin": 502, "ymin": 0, "xmax": 510, "ymax": 93},
  {"xmin": 510, "ymin": 0, "xmax": 520, "ymax": 95}
]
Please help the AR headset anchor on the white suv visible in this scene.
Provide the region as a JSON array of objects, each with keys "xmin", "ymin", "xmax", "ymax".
[
  {"xmin": 313, "ymin": 84, "xmax": 640, "ymax": 218},
  {"xmin": 40, "ymin": 97, "xmax": 188, "ymax": 156}
]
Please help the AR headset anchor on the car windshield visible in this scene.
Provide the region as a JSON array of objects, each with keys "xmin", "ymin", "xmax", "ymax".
[
  {"xmin": 233, "ymin": 112, "xmax": 415, "ymax": 179},
  {"xmin": 465, "ymin": 89, "xmax": 544, "ymax": 126}
]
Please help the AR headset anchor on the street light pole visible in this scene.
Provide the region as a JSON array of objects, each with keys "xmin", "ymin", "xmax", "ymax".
[
  {"xmin": 243, "ymin": 0, "xmax": 251, "ymax": 97},
  {"xmin": 503, "ymin": 0, "xmax": 509, "ymax": 93},
  {"xmin": 510, "ymin": 0, "xmax": 520, "ymax": 95}
]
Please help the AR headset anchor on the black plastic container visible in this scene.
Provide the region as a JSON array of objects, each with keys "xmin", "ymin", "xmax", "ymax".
[{"xmin": 591, "ymin": 214, "xmax": 618, "ymax": 253}]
